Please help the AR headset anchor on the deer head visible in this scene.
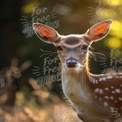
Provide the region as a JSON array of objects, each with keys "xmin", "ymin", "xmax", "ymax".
[{"xmin": 33, "ymin": 20, "xmax": 112, "ymax": 71}]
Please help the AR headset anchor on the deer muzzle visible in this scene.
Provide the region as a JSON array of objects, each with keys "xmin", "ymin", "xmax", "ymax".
[{"xmin": 66, "ymin": 57, "xmax": 77, "ymax": 68}]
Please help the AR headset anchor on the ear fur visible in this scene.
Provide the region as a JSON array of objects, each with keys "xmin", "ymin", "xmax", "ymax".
[
  {"xmin": 84, "ymin": 19, "xmax": 112, "ymax": 42},
  {"xmin": 33, "ymin": 23, "xmax": 60, "ymax": 44}
]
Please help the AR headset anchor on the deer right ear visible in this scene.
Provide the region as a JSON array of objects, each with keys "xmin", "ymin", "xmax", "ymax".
[
  {"xmin": 84, "ymin": 19, "xmax": 112, "ymax": 42},
  {"xmin": 33, "ymin": 23, "xmax": 60, "ymax": 44}
]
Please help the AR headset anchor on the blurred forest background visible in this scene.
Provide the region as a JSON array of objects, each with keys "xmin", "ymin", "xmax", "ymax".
[{"xmin": 0, "ymin": 0, "xmax": 122, "ymax": 122}]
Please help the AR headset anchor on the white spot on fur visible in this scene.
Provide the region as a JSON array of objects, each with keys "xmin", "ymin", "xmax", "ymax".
[
  {"xmin": 106, "ymin": 75, "xmax": 113, "ymax": 79},
  {"xmin": 115, "ymin": 89, "xmax": 121, "ymax": 93},
  {"xmin": 112, "ymin": 91, "xmax": 115, "ymax": 94},
  {"xmin": 89, "ymin": 76, "xmax": 98, "ymax": 84},
  {"xmin": 102, "ymin": 77, "xmax": 107, "ymax": 81},
  {"xmin": 95, "ymin": 88, "xmax": 99, "ymax": 93},
  {"xmin": 99, "ymin": 89, "xmax": 103, "ymax": 94},
  {"xmin": 95, "ymin": 88, "xmax": 103, "ymax": 94},
  {"xmin": 99, "ymin": 78, "xmax": 103, "ymax": 81},
  {"xmin": 110, "ymin": 107, "xmax": 114, "ymax": 112},
  {"xmin": 105, "ymin": 96, "xmax": 109, "ymax": 99},
  {"xmin": 119, "ymin": 97, "xmax": 122, "ymax": 101},
  {"xmin": 104, "ymin": 102, "xmax": 108, "ymax": 107},
  {"xmin": 104, "ymin": 87, "xmax": 109, "ymax": 90},
  {"xmin": 110, "ymin": 86, "xmax": 114, "ymax": 89},
  {"xmin": 110, "ymin": 96, "xmax": 114, "ymax": 100}
]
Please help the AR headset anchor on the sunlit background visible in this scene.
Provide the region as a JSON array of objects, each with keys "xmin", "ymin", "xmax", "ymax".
[{"xmin": 0, "ymin": 0, "xmax": 122, "ymax": 121}]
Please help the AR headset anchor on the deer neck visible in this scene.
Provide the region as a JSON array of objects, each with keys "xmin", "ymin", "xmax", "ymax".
[
  {"xmin": 62, "ymin": 65, "xmax": 87, "ymax": 83},
  {"xmin": 61, "ymin": 62, "xmax": 95, "ymax": 112}
]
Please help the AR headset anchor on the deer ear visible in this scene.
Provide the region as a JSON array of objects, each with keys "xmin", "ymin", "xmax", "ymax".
[
  {"xmin": 33, "ymin": 23, "xmax": 60, "ymax": 44},
  {"xmin": 84, "ymin": 19, "xmax": 112, "ymax": 42}
]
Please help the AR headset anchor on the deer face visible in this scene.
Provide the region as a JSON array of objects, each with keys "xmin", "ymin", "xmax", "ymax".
[
  {"xmin": 55, "ymin": 35, "xmax": 88, "ymax": 69},
  {"xmin": 33, "ymin": 20, "xmax": 112, "ymax": 70}
]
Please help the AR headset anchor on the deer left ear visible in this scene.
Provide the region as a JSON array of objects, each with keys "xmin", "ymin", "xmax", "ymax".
[
  {"xmin": 33, "ymin": 23, "xmax": 60, "ymax": 44},
  {"xmin": 84, "ymin": 19, "xmax": 112, "ymax": 42}
]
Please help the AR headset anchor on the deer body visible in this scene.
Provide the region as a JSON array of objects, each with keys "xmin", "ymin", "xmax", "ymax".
[{"xmin": 33, "ymin": 20, "xmax": 122, "ymax": 122}]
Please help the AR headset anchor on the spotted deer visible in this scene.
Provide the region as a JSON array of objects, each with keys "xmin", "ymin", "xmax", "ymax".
[{"xmin": 33, "ymin": 20, "xmax": 122, "ymax": 122}]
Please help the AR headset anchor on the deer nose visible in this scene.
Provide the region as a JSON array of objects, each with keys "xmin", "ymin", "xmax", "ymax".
[{"xmin": 66, "ymin": 58, "xmax": 77, "ymax": 68}]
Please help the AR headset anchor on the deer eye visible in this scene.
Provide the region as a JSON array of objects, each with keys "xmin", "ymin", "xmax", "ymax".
[
  {"xmin": 57, "ymin": 46, "xmax": 63, "ymax": 51},
  {"xmin": 82, "ymin": 45, "xmax": 88, "ymax": 50}
]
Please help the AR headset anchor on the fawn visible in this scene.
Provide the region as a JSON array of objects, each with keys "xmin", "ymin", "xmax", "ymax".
[{"xmin": 33, "ymin": 20, "xmax": 122, "ymax": 122}]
